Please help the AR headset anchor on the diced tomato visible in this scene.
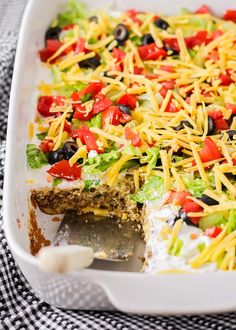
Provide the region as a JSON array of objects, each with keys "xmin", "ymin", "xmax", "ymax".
[
  {"xmin": 205, "ymin": 226, "xmax": 222, "ymax": 238},
  {"xmin": 92, "ymin": 93, "xmax": 113, "ymax": 114},
  {"xmin": 208, "ymin": 110, "xmax": 223, "ymax": 120},
  {"xmin": 73, "ymin": 103, "xmax": 93, "ymax": 121},
  {"xmin": 160, "ymin": 86, "xmax": 168, "ymax": 98},
  {"xmin": 39, "ymin": 139, "xmax": 54, "ymax": 153},
  {"xmin": 133, "ymin": 67, "xmax": 143, "ymax": 74},
  {"xmin": 62, "ymin": 24, "xmax": 75, "ymax": 31},
  {"xmin": 206, "ymin": 50, "xmax": 219, "ymax": 62},
  {"xmin": 138, "ymin": 43, "xmax": 167, "ymax": 61},
  {"xmin": 75, "ymin": 125, "xmax": 103, "ymax": 153},
  {"xmin": 219, "ymin": 71, "xmax": 234, "ymax": 86},
  {"xmin": 75, "ymin": 37, "xmax": 85, "ymax": 54},
  {"xmin": 63, "ymin": 121, "xmax": 71, "ymax": 134},
  {"xmin": 185, "ymin": 31, "xmax": 210, "ymax": 49},
  {"xmin": 211, "ymin": 30, "xmax": 223, "ymax": 40},
  {"xmin": 165, "ymin": 98, "xmax": 179, "ymax": 113},
  {"xmin": 226, "ymin": 103, "xmax": 236, "ymax": 115},
  {"xmin": 117, "ymin": 94, "xmax": 137, "ymax": 110},
  {"xmin": 80, "ymin": 82, "xmax": 105, "ymax": 99},
  {"xmin": 160, "ymin": 65, "xmax": 174, "ymax": 72},
  {"xmin": 39, "ymin": 39, "xmax": 63, "ymax": 62},
  {"xmin": 145, "ymin": 73, "xmax": 159, "ymax": 80},
  {"xmin": 126, "ymin": 9, "xmax": 142, "ymax": 25},
  {"xmin": 215, "ymin": 118, "xmax": 229, "ymax": 131},
  {"xmin": 163, "ymin": 80, "xmax": 176, "ymax": 90},
  {"xmin": 199, "ymin": 137, "xmax": 222, "ymax": 163},
  {"xmin": 224, "ymin": 10, "xmax": 236, "ymax": 22},
  {"xmin": 47, "ymin": 160, "xmax": 81, "ymax": 181},
  {"xmin": 195, "ymin": 5, "xmax": 212, "ymax": 14},
  {"xmin": 125, "ymin": 127, "xmax": 142, "ymax": 146},
  {"xmin": 182, "ymin": 202, "xmax": 203, "ymax": 225},
  {"xmin": 164, "ymin": 38, "xmax": 180, "ymax": 52},
  {"xmin": 167, "ymin": 191, "xmax": 191, "ymax": 206},
  {"xmin": 102, "ymin": 106, "xmax": 122, "ymax": 127},
  {"xmin": 119, "ymin": 113, "xmax": 132, "ymax": 124},
  {"xmin": 112, "ymin": 48, "xmax": 126, "ymax": 62},
  {"xmin": 37, "ymin": 96, "xmax": 65, "ymax": 117}
]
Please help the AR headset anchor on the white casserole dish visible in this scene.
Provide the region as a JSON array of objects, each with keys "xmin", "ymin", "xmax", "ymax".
[{"xmin": 4, "ymin": 0, "xmax": 236, "ymax": 314}]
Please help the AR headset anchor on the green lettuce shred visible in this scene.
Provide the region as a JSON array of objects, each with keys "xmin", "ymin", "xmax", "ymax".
[
  {"xmin": 57, "ymin": 0, "xmax": 87, "ymax": 28},
  {"xmin": 140, "ymin": 147, "xmax": 160, "ymax": 170},
  {"xmin": 227, "ymin": 209, "xmax": 236, "ymax": 233},
  {"xmin": 131, "ymin": 175, "xmax": 164, "ymax": 203},
  {"xmin": 83, "ymin": 149, "xmax": 121, "ymax": 174},
  {"xmin": 197, "ymin": 242, "xmax": 206, "ymax": 253},
  {"xmin": 169, "ymin": 238, "xmax": 184, "ymax": 256},
  {"xmin": 84, "ymin": 179, "xmax": 100, "ymax": 191},
  {"xmin": 52, "ymin": 178, "xmax": 62, "ymax": 187},
  {"xmin": 26, "ymin": 144, "xmax": 48, "ymax": 169},
  {"xmin": 91, "ymin": 113, "xmax": 102, "ymax": 128}
]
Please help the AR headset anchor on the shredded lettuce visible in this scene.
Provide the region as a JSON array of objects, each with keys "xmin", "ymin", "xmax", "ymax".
[
  {"xmin": 52, "ymin": 178, "xmax": 62, "ymax": 187},
  {"xmin": 26, "ymin": 144, "xmax": 48, "ymax": 169},
  {"xmin": 36, "ymin": 132, "xmax": 47, "ymax": 141},
  {"xmin": 169, "ymin": 238, "xmax": 184, "ymax": 256},
  {"xmin": 91, "ymin": 113, "xmax": 102, "ymax": 128},
  {"xmin": 180, "ymin": 8, "xmax": 191, "ymax": 15},
  {"xmin": 140, "ymin": 147, "xmax": 160, "ymax": 170},
  {"xmin": 131, "ymin": 175, "xmax": 164, "ymax": 203},
  {"xmin": 83, "ymin": 149, "xmax": 121, "ymax": 174},
  {"xmin": 123, "ymin": 145, "xmax": 142, "ymax": 157},
  {"xmin": 227, "ymin": 209, "xmax": 236, "ymax": 233},
  {"xmin": 57, "ymin": 0, "xmax": 87, "ymax": 28},
  {"xmin": 51, "ymin": 65, "xmax": 62, "ymax": 84},
  {"xmin": 183, "ymin": 176, "xmax": 206, "ymax": 197},
  {"xmin": 84, "ymin": 179, "xmax": 100, "ymax": 191},
  {"xmin": 197, "ymin": 242, "xmax": 206, "ymax": 253},
  {"xmin": 130, "ymin": 36, "xmax": 142, "ymax": 46},
  {"xmin": 62, "ymin": 81, "xmax": 86, "ymax": 98}
]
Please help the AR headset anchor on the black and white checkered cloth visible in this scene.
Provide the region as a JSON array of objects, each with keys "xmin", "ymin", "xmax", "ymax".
[{"xmin": 1, "ymin": 1, "xmax": 236, "ymax": 329}]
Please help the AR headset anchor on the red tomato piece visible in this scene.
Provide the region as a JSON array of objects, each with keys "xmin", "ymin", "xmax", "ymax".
[
  {"xmin": 63, "ymin": 121, "xmax": 71, "ymax": 134},
  {"xmin": 224, "ymin": 10, "xmax": 236, "ymax": 22},
  {"xmin": 165, "ymin": 98, "xmax": 179, "ymax": 113},
  {"xmin": 125, "ymin": 127, "xmax": 142, "ymax": 147},
  {"xmin": 39, "ymin": 40, "xmax": 62, "ymax": 62},
  {"xmin": 164, "ymin": 38, "xmax": 180, "ymax": 52},
  {"xmin": 37, "ymin": 96, "xmax": 65, "ymax": 117},
  {"xmin": 138, "ymin": 43, "xmax": 167, "ymax": 61},
  {"xmin": 195, "ymin": 5, "xmax": 212, "ymax": 14},
  {"xmin": 205, "ymin": 226, "xmax": 222, "ymax": 238},
  {"xmin": 145, "ymin": 73, "xmax": 159, "ymax": 80},
  {"xmin": 80, "ymin": 82, "xmax": 105, "ymax": 99},
  {"xmin": 220, "ymin": 72, "xmax": 234, "ymax": 86},
  {"xmin": 199, "ymin": 137, "xmax": 222, "ymax": 163},
  {"xmin": 112, "ymin": 48, "xmax": 126, "ymax": 62},
  {"xmin": 126, "ymin": 9, "xmax": 142, "ymax": 25},
  {"xmin": 92, "ymin": 93, "xmax": 113, "ymax": 114},
  {"xmin": 208, "ymin": 110, "xmax": 223, "ymax": 120},
  {"xmin": 211, "ymin": 30, "xmax": 223, "ymax": 40},
  {"xmin": 185, "ymin": 31, "xmax": 210, "ymax": 49},
  {"xmin": 167, "ymin": 191, "xmax": 191, "ymax": 206},
  {"xmin": 133, "ymin": 67, "xmax": 143, "ymax": 74},
  {"xmin": 73, "ymin": 103, "xmax": 93, "ymax": 121},
  {"xmin": 226, "ymin": 103, "xmax": 236, "ymax": 115},
  {"xmin": 47, "ymin": 160, "xmax": 81, "ymax": 181},
  {"xmin": 117, "ymin": 94, "xmax": 137, "ymax": 110},
  {"xmin": 75, "ymin": 125, "xmax": 103, "ymax": 153},
  {"xmin": 62, "ymin": 24, "xmax": 75, "ymax": 31},
  {"xmin": 75, "ymin": 37, "xmax": 85, "ymax": 54},
  {"xmin": 119, "ymin": 113, "xmax": 132, "ymax": 124},
  {"xmin": 160, "ymin": 65, "xmax": 174, "ymax": 72},
  {"xmin": 215, "ymin": 118, "xmax": 229, "ymax": 131},
  {"xmin": 39, "ymin": 140, "xmax": 54, "ymax": 153},
  {"xmin": 102, "ymin": 106, "xmax": 122, "ymax": 128},
  {"xmin": 182, "ymin": 202, "xmax": 203, "ymax": 225}
]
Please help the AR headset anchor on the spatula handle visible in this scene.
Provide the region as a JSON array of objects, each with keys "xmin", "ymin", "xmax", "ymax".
[{"xmin": 38, "ymin": 245, "xmax": 94, "ymax": 273}]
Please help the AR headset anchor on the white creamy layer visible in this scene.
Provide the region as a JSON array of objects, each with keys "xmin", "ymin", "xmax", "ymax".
[{"xmin": 143, "ymin": 200, "xmax": 217, "ymax": 274}]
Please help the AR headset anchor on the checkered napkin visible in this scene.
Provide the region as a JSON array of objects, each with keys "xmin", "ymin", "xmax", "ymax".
[{"xmin": 1, "ymin": 0, "xmax": 236, "ymax": 329}]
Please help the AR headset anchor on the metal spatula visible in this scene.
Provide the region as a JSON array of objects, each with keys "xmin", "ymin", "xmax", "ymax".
[{"xmin": 53, "ymin": 211, "xmax": 141, "ymax": 261}]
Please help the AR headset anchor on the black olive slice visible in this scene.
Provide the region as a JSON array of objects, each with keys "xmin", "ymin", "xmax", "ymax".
[
  {"xmin": 226, "ymin": 130, "xmax": 236, "ymax": 140},
  {"xmin": 48, "ymin": 150, "xmax": 64, "ymax": 165},
  {"xmin": 117, "ymin": 104, "xmax": 131, "ymax": 115},
  {"xmin": 89, "ymin": 16, "xmax": 98, "ymax": 24},
  {"xmin": 62, "ymin": 142, "xmax": 78, "ymax": 159},
  {"xmin": 79, "ymin": 56, "xmax": 101, "ymax": 69},
  {"xmin": 207, "ymin": 116, "xmax": 215, "ymax": 135},
  {"xmin": 45, "ymin": 26, "xmax": 61, "ymax": 44},
  {"xmin": 154, "ymin": 18, "xmax": 169, "ymax": 30},
  {"xmin": 179, "ymin": 208, "xmax": 196, "ymax": 226},
  {"xmin": 113, "ymin": 24, "xmax": 129, "ymax": 43},
  {"xmin": 141, "ymin": 33, "xmax": 155, "ymax": 45},
  {"xmin": 164, "ymin": 46, "xmax": 179, "ymax": 56},
  {"xmin": 174, "ymin": 120, "xmax": 193, "ymax": 131},
  {"xmin": 199, "ymin": 194, "xmax": 219, "ymax": 206}
]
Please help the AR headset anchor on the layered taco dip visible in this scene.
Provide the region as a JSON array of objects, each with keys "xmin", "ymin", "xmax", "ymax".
[{"xmin": 27, "ymin": 0, "xmax": 236, "ymax": 273}]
